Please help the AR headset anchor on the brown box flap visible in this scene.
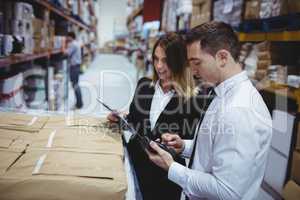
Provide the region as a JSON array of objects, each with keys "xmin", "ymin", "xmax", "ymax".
[
  {"xmin": 33, "ymin": 152, "xmax": 122, "ymax": 179},
  {"xmin": 0, "ymin": 150, "xmax": 23, "ymax": 175},
  {"xmin": 44, "ymin": 115, "xmax": 106, "ymax": 128},
  {"xmin": 5, "ymin": 151, "xmax": 125, "ymax": 180},
  {"xmin": 0, "ymin": 138, "xmax": 15, "ymax": 149},
  {"xmin": 0, "ymin": 112, "xmax": 48, "ymax": 131},
  {"xmin": 0, "ymin": 150, "xmax": 127, "ymax": 200},
  {"xmin": 29, "ymin": 128, "xmax": 123, "ymax": 156},
  {"xmin": 283, "ymin": 181, "xmax": 300, "ymax": 200}
]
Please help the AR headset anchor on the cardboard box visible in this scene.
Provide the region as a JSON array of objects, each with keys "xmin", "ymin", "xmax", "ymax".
[
  {"xmin": 28, "ymin": 127, "xmax": 123, "ymax": 156},
  {"xmin": 44, "ymin": 115, "xmax": 107, "ymax": 129},
  {"xmin": 257, "ymin": 60, "xmax": 271, "ymax": 70},
  {"xmin": 257, "ymin": 51, "xmax": 271, "ymax": 60},
  {"xmin": 289, "ymin": 0, "xmax": 300, "ymax": 13},
  {"xmin": 0, "ymin": 150, "xmax": 23, "ymax": 176},
  {"xmin": 255, "ymin": 69, "xmax": 267, "ymax": 81},
  {"xmin": 32, "ymin": 18, "xmax": 44, "ymax": 38},
  {"xmin": 283, "ymin": 181, "xmax": 300, "ymax": 200},
  {"xmin": 0, "ymin": 112, "xmax": 48, "ymax": 133},
  {"xmin": 191, "ymin": 0, "xmax": 211, "ymax": 28},
  {"xmin": 244, "ymin": 0, "xmax": 261, "ymax": 20},
  {"xmin": 0, "ymin": 128, "xmax": 31, "ymax": 151},
  {"xmin": 0, "ymin": 150, "xmax": 127, "ymax": 200},
  {"xmin": 291, "ymin": 150, "xmax": 300, "ymax": 184}
]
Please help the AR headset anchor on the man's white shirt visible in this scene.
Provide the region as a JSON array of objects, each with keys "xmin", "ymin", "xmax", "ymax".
[{"xmin": 168, "ymin": 71, "xmax": 272, "ymax": 200}]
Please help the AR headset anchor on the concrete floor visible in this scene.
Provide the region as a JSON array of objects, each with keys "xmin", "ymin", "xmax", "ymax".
[{"xmin": 67, "ymin": 53, "xmax": 138, "ymax": 117}]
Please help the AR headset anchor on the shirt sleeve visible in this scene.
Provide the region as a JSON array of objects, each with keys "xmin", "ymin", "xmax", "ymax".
[
  {"xmin": 168, "ymin": 108, "xmax": 270, "ymax": 199},
  {"xmin": 168, "ymin": 162, "xmax": 240, "ymax": 199},
  {"xmin": 181, "ymin": 139, "xmax": 193, "ymax": 158}
]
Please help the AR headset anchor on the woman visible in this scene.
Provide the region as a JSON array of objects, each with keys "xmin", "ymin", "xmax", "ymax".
[{"xmin": 107, "ymin": 32, "xmax": 203, "ymax": 200}]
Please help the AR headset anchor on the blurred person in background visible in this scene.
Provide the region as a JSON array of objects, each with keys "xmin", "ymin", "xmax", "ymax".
[{"xmin": 66, "ymin": 32, "xmax": 83, "ymax": 109}]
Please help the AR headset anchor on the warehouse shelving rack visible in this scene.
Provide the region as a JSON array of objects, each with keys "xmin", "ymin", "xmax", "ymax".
[{"xmin": 0, "ymin": 0, "xmax": 98, "ymax": 111}]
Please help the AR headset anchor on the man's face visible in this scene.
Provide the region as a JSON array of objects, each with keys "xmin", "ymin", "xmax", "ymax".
[{"xmin": 187, "ymin": 41, "xmax": 220, "ymax": 85}]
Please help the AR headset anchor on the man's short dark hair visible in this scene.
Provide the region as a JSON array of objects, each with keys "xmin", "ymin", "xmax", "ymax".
[
  {"xmin": 68, "ymin": 32, "xmax": 76, "ymax": 39},
  {"xmin": 186, "ymin": 21, "xmax": 240, "ymax": 61}
]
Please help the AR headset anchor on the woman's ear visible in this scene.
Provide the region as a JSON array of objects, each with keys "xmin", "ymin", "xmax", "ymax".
[{"xmin": 215, "ymin": 50, "xmax": 229, "ymax": 68}]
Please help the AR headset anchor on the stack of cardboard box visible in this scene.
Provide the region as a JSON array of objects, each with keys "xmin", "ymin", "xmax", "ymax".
[
  {"xmin": 244, "ymin": 0, "xmax": 300, "ymax": 20},
  {"xmin": 6, "ymin": 2, "xmax": 34, "ymax": 54},
  {"xmin": 254, "ymin": 42, "xmax": 271, "ymax": 80},
  {"xmin": 0, "ymin": 112, "xmax": 127, "ymax": 200},
  {"xmin": 190, "ymin": 0, "xmax": 211, "ymax": 28},
  {"xmin": 32, "ymin": 9, "xmax": 56, "ymax": 54}
]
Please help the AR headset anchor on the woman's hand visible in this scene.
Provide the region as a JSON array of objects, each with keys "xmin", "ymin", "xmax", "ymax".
[{"xmin": 107, "ymin": 112, "xmax": 120, "ymax": 123}]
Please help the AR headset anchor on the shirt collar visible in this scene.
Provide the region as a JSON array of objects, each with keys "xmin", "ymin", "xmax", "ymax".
[
  {"xmin": 214, "ymin": 71, "xmax": 248, "ymax": 97},
  {"xmin": 155, "ymin": 80, "xmax": 175, "ymax": 95}
]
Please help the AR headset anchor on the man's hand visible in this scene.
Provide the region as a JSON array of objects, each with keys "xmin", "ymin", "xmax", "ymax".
[
  {"xmin": 147, "ymin": 141, "xmax": 174, "ymax": 171},
  {"xmin": 161, "ymin": 133, "xmax": 185, "ymax": 154}
]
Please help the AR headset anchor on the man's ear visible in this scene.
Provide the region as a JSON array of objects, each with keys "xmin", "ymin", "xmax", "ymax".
[{"xmin": 215, "ymin": 50, "xmax": 229, "ymax": 68}]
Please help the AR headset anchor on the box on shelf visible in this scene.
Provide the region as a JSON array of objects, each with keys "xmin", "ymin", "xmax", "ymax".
[
  {"xmin": 291, "ymin": 150, "xmax": 300, "ymax": 184},
  {"xmin": 190, "ymin": 0, "xmax": 211, "ymax": 28},
  {"xmin": 244, "ymin": 0, "xmax": 261, "ymax": 20},
  {"xmin": 283, "ymin": 181, "xmax": 300, "ymax": 200},
  {"xmin": 32, "ymin": 18, "xmax": 44, "ymax": 38},
  {"xmin": 288, "ymin": 0, "xmax": 300, "ymax": 13}
]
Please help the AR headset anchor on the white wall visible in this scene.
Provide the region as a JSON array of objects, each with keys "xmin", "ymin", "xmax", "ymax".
[{"xmin": 96, "ymin": 0, "xmax": 128, "ymax": 47}]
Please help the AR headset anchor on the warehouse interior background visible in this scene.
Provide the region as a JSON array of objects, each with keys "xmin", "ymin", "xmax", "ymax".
[{"xmin": 0, "ymin": 0, "xmax": 300, "ymax": 200}]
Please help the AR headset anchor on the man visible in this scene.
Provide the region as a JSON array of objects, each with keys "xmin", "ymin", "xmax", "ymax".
[
  {"xmin": 147, "ymin": 21, "xmax": 272, "ymax": 200},
  {"xmin": 66, "ymin": 32, "xmax": 83, "ymax": 109}
]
